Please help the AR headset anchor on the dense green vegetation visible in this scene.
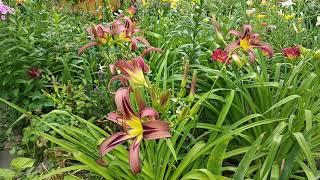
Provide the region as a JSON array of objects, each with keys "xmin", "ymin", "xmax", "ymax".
[{"xmin": 0, "ymin": 0, "xmax": 320, "ymax": 179}]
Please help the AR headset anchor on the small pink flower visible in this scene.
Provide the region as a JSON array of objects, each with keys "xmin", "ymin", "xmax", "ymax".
[
  {"xmin": 282, "ymin": 46, "xmax": 301, "ymax": 60},
  {"xmin": 1, "ymin": 15, "xmax": 5, "ymax": 20},
  {"xmin": 211, "ymin": 49, "xmax": 229, "ymax": 64}
]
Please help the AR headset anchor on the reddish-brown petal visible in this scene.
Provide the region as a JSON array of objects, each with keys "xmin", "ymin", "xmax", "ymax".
[
  {"xmin": 248, "ymin": 49, "xmax": 256, "ymax": 63},
  {"xmin": 78, "ymin": 42, "xmax": 100, "ymax": 55},
  {"xmin": 143, "ymin": 126, "xmax": 171, "ymax": 140},
  {"xmin": 107, "ymin": 112, "xmax": 126, "ymax": 126},
  {"xmin": 229, "ymin": 30, "xmax": 242, "ymax": 37},
  {"xmin": 139, "ymin": 108, "xmax": 159, "ymax": 121},
  {"xmin": 129, "ymin": 138, "xmax": 141, "ymax": 174},
  {"xmin": 125, "ymin": 17, "xmax": 135, "ymax": 37},
  {"xmin": 133, "ymin": 56, "xmax": 150, "ymax": 73},
  {"xmin": 99, "ymin": 132, "xmax": 130, "ymax": 156},
  {"xmin": 131, "ymin": 37, "xmax": 138, "ymax": 51},
  {"xmin": 252, "ymin": 42, "xmax": 274, "ymax": 57},
  {"xmin": 114, "ymin": 60, "xmax": 135, "ymax": 76},
  {"xmin": 112, "ymin": 19, "xmax": 126, "ymax": 35},
  {"xmin": 141, "ymin": 47, "xmax": 162, "ymax": 58},
  {"xmin": 143, "ymin": 120, "xmax": 170, "ymax": 131},
  {"xmin": 242, "ymin": 24, "xmax": 252, "ymax": 38},
  {"xmin": 108, "ymin": 75, "xmax": 129, "ymax": 93},
  {"xmin": 115, "ymin": 88, "xmax": 135, "ymax": 119},
  {"xmin": 225, "ymin": 40, "xmax": 240, "ymax": 53},
  {"xmin": 136, "ymin": 37, "xmax": 150, "ymax": 47}
]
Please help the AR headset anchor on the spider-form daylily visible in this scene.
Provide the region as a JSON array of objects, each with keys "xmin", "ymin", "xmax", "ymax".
[
  {"xmin": 108, "ymin": 47, "xmax": 162, "ymax": 90},
  {"xmin": 225, "ymin": 24, "xmax": 274, "ymax": 63},
  {"xmin": 99, "ymin": 88, "xmax": 171, "ymax": 174},
  {"xmin": 78, "ymin": 17, "xmax": 150, "ymax": 54}
]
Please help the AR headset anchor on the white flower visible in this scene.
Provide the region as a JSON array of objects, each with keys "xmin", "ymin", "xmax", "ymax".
[
  {"xmin": 277, "ymin": 9, "xmax": 284, "ymax": 16},
  {"xmin": 246, "ymin": 8, "xmax": 256, "ymax": 16},
  {"xmin": 316, "ymin": 16, "xmax": 320, "ymax": 26},
  {"xmin": 279, "ymin": 0, "xmax": 296, "ymax": 8},
  {"xmin": 246, "ymin": 0, "xmax": 254, "ymax": 6}
]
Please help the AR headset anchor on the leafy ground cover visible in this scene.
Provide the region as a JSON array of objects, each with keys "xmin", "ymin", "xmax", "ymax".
[{"xmin": 0, "ymin": 0, "xmax": 320, "ymax": 179}]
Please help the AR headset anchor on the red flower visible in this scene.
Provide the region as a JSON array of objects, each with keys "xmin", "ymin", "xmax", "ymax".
[
  {"xmin": 211, "ymin": 49, "xmax": 229, "ymax": 64},
  {"xmin": 282, "ymin": 46, "xmax": 301, "ymax": 60},
  {"xmin": 27, "ymin": 67, "xmax": 41, "ymax": 79}
]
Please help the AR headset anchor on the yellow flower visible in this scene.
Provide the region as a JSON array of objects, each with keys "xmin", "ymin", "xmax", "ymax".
[
  {"xmin": 261, "ymin": 0, "xmax": 267, "ymax": 5},
  {"xmin": 162, "ymin": 0, "xmax": 179, "ymax": 9},
  {"xmin": 284, "ymin": 13, "xmax": 295, "ymax": 20},
  {"xmin": 257, "ymin": 14, "xmax": 266, "ymax": 19}
]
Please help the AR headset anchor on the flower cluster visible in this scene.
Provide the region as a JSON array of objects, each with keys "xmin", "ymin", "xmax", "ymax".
[
  {"xmin": 79, "ymin": 16, "xmax": 150, "ymax": 54},
  {"xmin": 99, "ymin": 47, "xmax": 170, "ymax": 174},
  {"xmin": 0, "ymin": 1, "xmax": 14, "ymax": 20},
  {"xmin": 211, "ymin": 24, "xmax": 306, "ymax": 65}
]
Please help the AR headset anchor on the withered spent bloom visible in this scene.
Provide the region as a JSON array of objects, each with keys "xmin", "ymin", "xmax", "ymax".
[{"xmin": 27, "ymin": 67, "xmax": 41, "ymax": 79}]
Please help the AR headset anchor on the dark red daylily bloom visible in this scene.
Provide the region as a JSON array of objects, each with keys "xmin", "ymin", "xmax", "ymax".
[
  {"xmin": 225, "ymin": 24, "xmax": 274, "ymax": 63},
  {"xmin": 27, "ymin": 67, "xmax": 41, "ymax": 79},
  {"xmin": 99, "ymin": 88, "xmax": 171, "ymax": 174},
  {"xmin": 108, "ymin": 48, "xmax": 162, "ymax": 90},
  {"xmin": 211, "ymin": 49, "xmax": 229, "ymax": 64},
  {"xmin": 282, "ymin": 46, "xmax": 301, "ymax": 60}
]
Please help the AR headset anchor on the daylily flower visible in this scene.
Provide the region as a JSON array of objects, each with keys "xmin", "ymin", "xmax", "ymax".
[
  {"xmin": 108, "ymin": 48, "xmax": 162, "ymax": 90},
  {"xmin": 127, "ymin": 6, "xmax": 136, "ymax": 17},
  {"xmin": 27, "ymin": 67, "xmax": 41, "ymax": 79},
  {"xmin": 225, "ymin": 24, "xmax": 274, "ymax": 63},
  {"xmin": 284, "ymin": 13, "xmax": 295, "ymax": 20},
  {"xmin": 279, "ymin": 0, "xmax": 295, "ymax": 8},
  {"xmin": 79, "ymin": 17, "xmax": 151, "ymax": 54},
  {"xmin": 256, "ymin": 14, "xmax": 266, "ymax": 19},
  {"xmin": 211, "ymin": 49, "xmax": 229, "ymax": 64},
  {"xmin": 78, "ymin": 24, "xmax": 112, "ymax": 54},
  {"xmin": 122, "ymin": 17, "xmax": 151, "ymax": 51},
  {"xmin": 99, "ymin": 88, "xmax": 171, "ymax": 174},
  {"xmin": 282, "ymin": 46, "xmax": 300, "ymax": 60}
]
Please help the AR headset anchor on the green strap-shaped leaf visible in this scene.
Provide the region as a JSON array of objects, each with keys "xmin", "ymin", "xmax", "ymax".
[
  {"xmin": 207, "ymin": 138, "xmax": 230, "ymax": 175},
  {"xmin": 293, "ymin": 132, "xmax": 317, "ymax": 173},
  {"xmin": 171, "ymin": 142, "xmax": 206, "ymax": 180},
  {"xmin": 73, "ymin": 151, "xmax": 113, "ymax": 180},
  {"xmin": 233, "ymin": 134, "xmax": 264, "ymax": 180},
  {"xmin": 259, "ymin": 135, "xmax": 283, "ymax": 180}
]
